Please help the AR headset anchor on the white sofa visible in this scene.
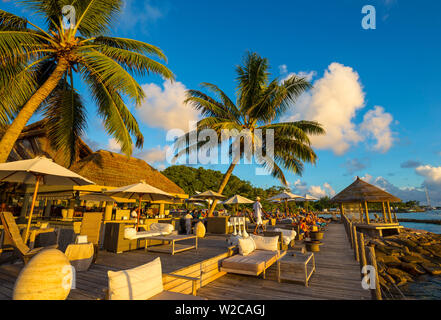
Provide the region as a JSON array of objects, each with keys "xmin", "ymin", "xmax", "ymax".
[{"xmin": 124, "ymin": 223, "xmax": 174, "ymax": 241}]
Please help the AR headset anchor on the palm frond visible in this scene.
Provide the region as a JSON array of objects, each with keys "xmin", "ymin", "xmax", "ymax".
[
  {"xmin": 0, "ymin": 10, "xmax": 28, "ymax": 30},
  {"xmin": 93, "ymin": 37, "xmax": 168, "ymax": 61},
  {"xmin": 73, "ymin": 0, "xmax": 123, "ymax": 37},
  {"xmin": 77, "ymin": 48, "xmax": 145, "ymax": 104},
  {"xmin": 80, "ymin": 64, "xmax": 144, "ymax": 154},
  {"xmin": 43, "ymin": 78, "xmax": 87, "ymax": 166},
  {"xmin": 95, "ymin": 44, "xmax": 174, "ymax": 79}
]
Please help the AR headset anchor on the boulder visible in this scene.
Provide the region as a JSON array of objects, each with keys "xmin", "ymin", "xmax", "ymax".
[
  {"xmin": 400, "ymin": 254, "xmax": 431, "ymax": 264},
  {"xmin": 420, "ymin": 263, "xmax": 441, "ymax": 276},
  {"xmin": 387, "ymin": 268, "xmax": 414, "ymax": 284},
  {"xmin": 399, "ymin": 262, "xmax": 426, "ymax": 276}
]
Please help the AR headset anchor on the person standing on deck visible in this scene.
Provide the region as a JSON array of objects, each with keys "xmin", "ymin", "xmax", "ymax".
[
  {"xmin": 253, "ymin": 197, "xmax": 267, "ymax": 234},
  {"xmin": 184, "ymin": 212, "xmax": 193, "ymax": 234}
]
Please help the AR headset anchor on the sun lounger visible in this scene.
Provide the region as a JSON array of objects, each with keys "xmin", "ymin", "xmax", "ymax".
[
  {"xmin": 0, "ymin": 211, "xmax": 57, "ymax": 264},
  {"xmin": 105, "ymin": 257, "xmax": 205, "ymax": 300},
  {"xmin": 221, "ymin": 235, "xmax": 286, "ymax": 279}
]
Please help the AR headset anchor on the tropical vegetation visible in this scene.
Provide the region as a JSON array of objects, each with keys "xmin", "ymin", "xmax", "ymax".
[{"xmin": 0, "ymin": 0, "xmax": 174, "ymax": 165}]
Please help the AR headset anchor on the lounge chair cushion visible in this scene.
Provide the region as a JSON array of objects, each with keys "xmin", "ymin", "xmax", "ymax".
[
  {"xmin": 250, "ymin": 235, "xmax": 279, "ymax": 252},
  {"xmin": 150, "ymin": 223, "xmax": 174, "ymax": 234},
  {"xmin": 222, "ymin": 250, "xmax": 279, "ymax": 275},
  {"xmin": 108, "ymin": 257, "xmax": 164, "ymax": 300},
  {"xmin": 238, "ymin": 237, "xmax": 256, "ymax": 256},
  {"xmin": 124, "ymin": 228, "xmax": 162, "ymax": 240},
  {"xmin": 274, "ymin": 228, "xmax": 297, "ymax": 245}
]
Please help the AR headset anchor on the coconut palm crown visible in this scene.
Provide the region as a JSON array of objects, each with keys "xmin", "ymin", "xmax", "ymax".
[
  {"xmin": 174, "ymin": 52, "xmax": 325, "ymax": 215},
  {"xmin": 0, "ymin": 0, "xmax": 174, "ymax": 165}
]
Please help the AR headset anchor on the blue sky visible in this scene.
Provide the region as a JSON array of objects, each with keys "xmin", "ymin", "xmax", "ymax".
[{"xmin": 3, "ymin": 0, "xmax": 441, "ymax": 204}]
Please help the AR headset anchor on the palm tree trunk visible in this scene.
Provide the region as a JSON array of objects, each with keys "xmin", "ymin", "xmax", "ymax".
[
  {"xmin": 0, "ymin": 59, "xmax": 69, "ymax": 163},
  {"xmin": 208, "ymin": 155, "xmax": 240, "ymax": 217}
]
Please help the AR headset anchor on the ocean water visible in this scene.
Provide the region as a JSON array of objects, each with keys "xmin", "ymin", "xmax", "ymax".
[{"xmin": 397, "ymin": 210, "xmax": 441, "ymax": 234}]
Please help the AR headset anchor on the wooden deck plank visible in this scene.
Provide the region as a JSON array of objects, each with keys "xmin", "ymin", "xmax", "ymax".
[
  {"xmin": 197, "ymin": 223, "xmax": 371, "ymax": 300},
  {"xmin": 0, "ymin": 235, "xmax": 230, "ymax": 300}
]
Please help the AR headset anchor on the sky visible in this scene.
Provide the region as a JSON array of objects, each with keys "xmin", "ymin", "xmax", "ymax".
[{"xmin": 3, "ymin": 0, "xmax": 441, "ymax": 205}]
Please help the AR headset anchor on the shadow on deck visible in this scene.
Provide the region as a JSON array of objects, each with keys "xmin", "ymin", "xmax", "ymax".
[{"xmin": 0, "ymin": 224, "xmax": 370, "ymax": 300}]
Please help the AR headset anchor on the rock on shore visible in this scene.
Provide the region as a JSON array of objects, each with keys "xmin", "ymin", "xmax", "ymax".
[{"xmin": 367, "ymin": 229, "xmax": 441, "ymax": 289}]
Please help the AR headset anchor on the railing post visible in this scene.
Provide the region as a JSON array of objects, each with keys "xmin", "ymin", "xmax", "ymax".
[
  {"xmin": 353, "ymin": 226, "xmax": 360, "ymax": 262},
  {"xmin": 368, "ymin": 245, "xmax": 382, "ymax": 300},
  {"xmin": 359, "ymin": 232, "xmax": 367, "ymax": 276}
]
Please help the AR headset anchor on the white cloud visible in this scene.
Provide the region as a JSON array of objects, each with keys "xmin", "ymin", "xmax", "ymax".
[
  {"xmin": 356, "ymin": 172, "xmax": 441, "ymax": 206},
  {"xmin": 415, "ymin": 165, "xmax": 441, "ymax": 184},
  {"xmin": 107, "ymin": 138, "xmax": 122, "ymax": 153},
  {"xmin": 138, "ymin": 81, "xmax": 200, "ymax": 132},
  {"xmin": 137, "ymin": 145, "xmax": 169, "ymax": 164},
  {"xmin": 360, "ymin": 106, "xmax": 394, "ymax": 153},
  {"xmin": 118, "ymin": 0, "xmax": 167, "ymax": 33},
  {"xmin": 279, "ymin": 64, "xmax": 288, "ymax": 75},
  {"xmin": 283, "ymin": 63, "xmax": 395, "ymax": 155},
  {"xmin": 293, "ymin": 179, "xmax": 336, "ymax": 199}
]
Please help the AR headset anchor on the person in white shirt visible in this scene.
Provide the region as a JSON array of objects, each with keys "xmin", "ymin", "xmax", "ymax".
[{"xmin": 253, "ymin": 197, "xmax": 267, "ymax": 234}]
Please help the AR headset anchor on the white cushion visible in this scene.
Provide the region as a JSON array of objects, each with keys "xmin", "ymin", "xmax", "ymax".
[
  {"xmin": 150, "ymin": 223, "xmax": 174, "ymax": 235},
  {"xmin": 124, "ymin": 228, "xmax": 162, "ymax": 240},
  {"xmin": 238, "ymin": 237, "xmax": 256, "ymax": 256},
  {"xmin": 274, "ymin": 228, "xmax": 297, "ymax": 245},
  {"xmin": 75, "ymin": 235, "xmax": 88, "ymax": 244},
  {"xmin": 124, "ymin": 228, "xmax": 137, "ymax": 240},
  {"xmin": 108, "ymin": 257, "xmax": 163, "ymax": 300},
  {"xmin": 250, "ymin": 235, "xmax": 279, "ymax": 252}
]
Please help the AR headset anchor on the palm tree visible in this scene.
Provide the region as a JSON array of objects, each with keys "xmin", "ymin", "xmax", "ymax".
[
  {"xmin": 0, "ymin": 0, "xmax": 174, "ymax": 164},
  {"xmin": 175, "ymin": 52, "xmax": 325, "ymax": 216}
]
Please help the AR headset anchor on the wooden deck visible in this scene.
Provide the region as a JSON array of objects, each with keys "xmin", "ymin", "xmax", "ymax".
[
  {"xmin": 0, "ymin": 223, "xmax": 371, "ymax": 300},
  {"xmin": 197, "ymin": 223, "xmax": 371, "ymax": 300},
  {"xmin": 0, "ymin": 235, "xmax": 231, "ymax": 300}
]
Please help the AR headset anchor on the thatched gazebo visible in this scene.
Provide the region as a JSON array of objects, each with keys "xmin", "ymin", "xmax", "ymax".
[{"xmin": 332, "ymin": 177, "xmax": 403, "ymax": 237}]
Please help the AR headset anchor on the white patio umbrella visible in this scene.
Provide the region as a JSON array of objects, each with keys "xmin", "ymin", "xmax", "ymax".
[
  {"xmin": 104, "ymin": 181, "xmax": 174, "ymax": 229},
  {"xmin": 192, "ymin": 190, "xmax": 226, "ymax": 201},
  {"xmin": 268, "ymin": 192, "xmax": 304, "ymax": 215},
  {"xmin": 295, "ymin": 194, "xmax": 319, "ymax": 211},
  {"xmin": 222, "ymin": 195, "xmax": 254, "ymax": 215},
  {"xmin": 0, "ymin": 156, "xmax": 94, "ymax": 242}
]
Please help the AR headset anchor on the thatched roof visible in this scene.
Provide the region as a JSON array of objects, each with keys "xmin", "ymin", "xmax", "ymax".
[
  {"xmin": 332, "ymin": 177, "xmax": 401, "ymax": 203},
  {"xmin": 70, "ymin": 150, "xmax": 185, "ymax": 195},
  {"xmin": 4, "ymin": 120, "xmax": 92, "ymax": 166}
]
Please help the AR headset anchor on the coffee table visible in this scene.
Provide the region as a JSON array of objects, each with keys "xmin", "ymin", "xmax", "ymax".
[
  {"xmin": 277, "ymin": 252, "xmax": 316, "ymax": 287},
  {"xmin": 145, "ymin": 234, "xmax": 198, "ymax": 255}
]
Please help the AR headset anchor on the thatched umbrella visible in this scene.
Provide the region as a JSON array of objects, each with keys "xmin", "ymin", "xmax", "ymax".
[
  {"xmin": 105, "ymin": 181, "xmax": 174, "ymax": 229},
  {"xmin": 332, "ymin": 177, "xmax": 401, "ymax": 224},
  {"xmin": 268, "ymin": 192, "xmax": 304, "ymax": 216},
  {"xmin": 222, "ymin": 195, "xmax": 254, "ymax": 215},
  {"xmin": 0, "ymin": 157, "xmax": 94, "ymax": 242}
]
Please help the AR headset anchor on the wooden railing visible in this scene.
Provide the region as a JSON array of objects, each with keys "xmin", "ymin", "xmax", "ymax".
[
  {"xmin": 341, "ymin": 213, "xmax": 407, "ymax": 300},
  {"xmin": 341, "ymin": 213, "xmax": 382, "ymax": 300}
]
